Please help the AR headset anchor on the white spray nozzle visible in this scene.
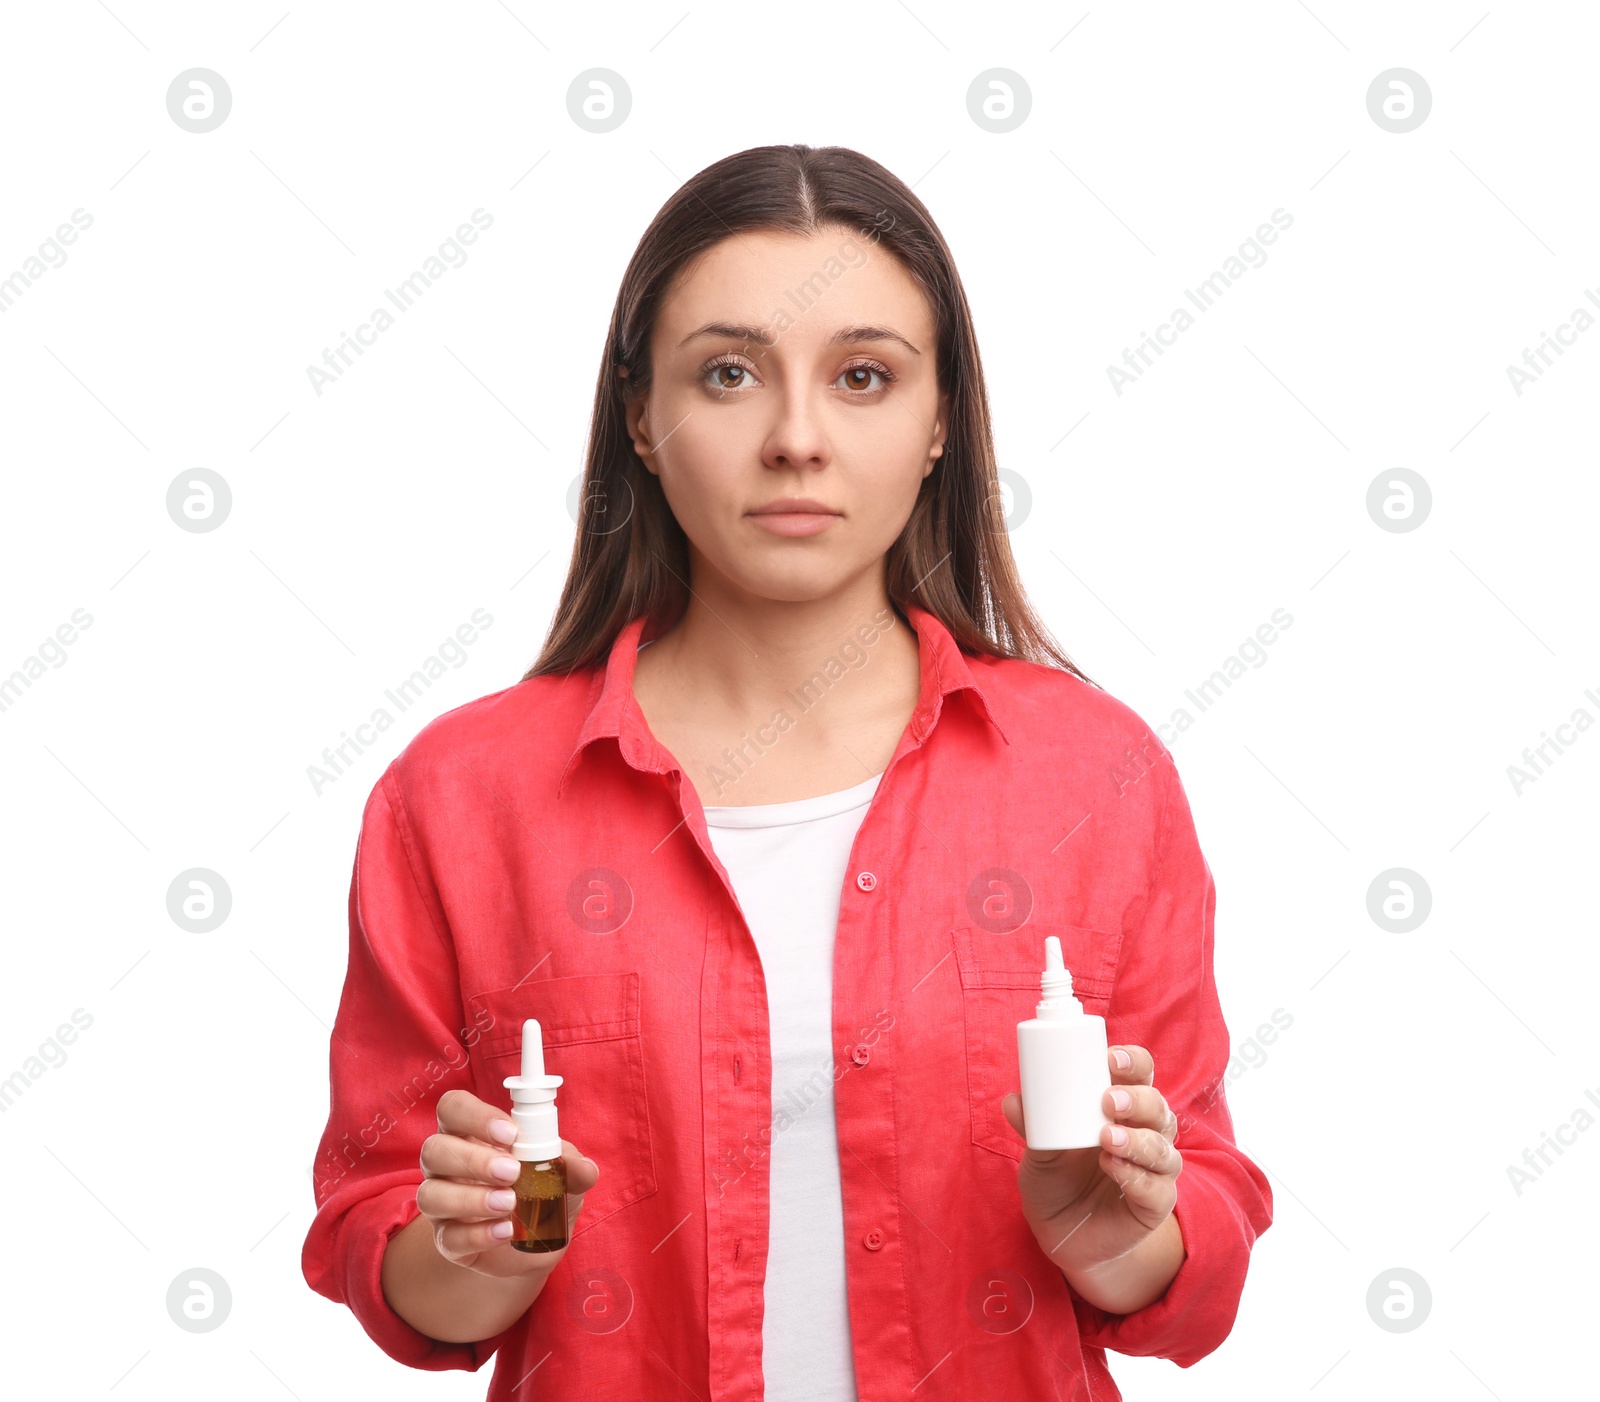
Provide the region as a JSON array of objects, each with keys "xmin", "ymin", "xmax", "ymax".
[
  {"xmin": 503, "ymin": 1019, "xmax": 564, "ymax": 1161},
  {"xmin": 1037, "ymin": 935, "xmax": 1082, "ymax": 1018},
  {"xmin": 519, "ymin": 1020, "xmax": 549, "ymax": 1080}
]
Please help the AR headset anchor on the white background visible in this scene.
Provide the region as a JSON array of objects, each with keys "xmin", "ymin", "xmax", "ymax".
[{"xmin": 2, "ymin": 2, "xmax": 1595, "ymax": 1398}]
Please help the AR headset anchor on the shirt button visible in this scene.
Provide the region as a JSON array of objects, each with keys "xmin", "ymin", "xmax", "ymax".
[
  {"xmin": 863, "ymin": 1229, "xmax": 885, "ymax": 1251},
  {"xmin": 855, "ymin": 871, "xmax": 878, "ymax": 893},
  {"xmin": 851, "ymin": 1044, "xmax": 870, "ymax": 1066}
]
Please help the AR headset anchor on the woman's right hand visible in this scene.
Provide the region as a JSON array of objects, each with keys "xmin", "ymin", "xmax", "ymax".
[{"xmin": 417, "ymin": 1088, "xmax": 600, "ymax": 1277}]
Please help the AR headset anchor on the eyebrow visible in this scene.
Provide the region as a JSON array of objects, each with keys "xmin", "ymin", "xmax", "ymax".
[{"xmin": 677, "ymin": 322, "xmax": 922, "ymax": 356}]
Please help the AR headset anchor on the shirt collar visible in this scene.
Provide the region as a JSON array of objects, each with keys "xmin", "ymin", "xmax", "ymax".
[{"xmin": 556, "ymin": 603, "xmax": 1009, "ymax": 796}]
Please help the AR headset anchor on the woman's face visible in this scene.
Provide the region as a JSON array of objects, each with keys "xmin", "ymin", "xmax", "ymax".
[{"xmin": 625, "ymin": 223, "xmax": 949, "ymax": 606}]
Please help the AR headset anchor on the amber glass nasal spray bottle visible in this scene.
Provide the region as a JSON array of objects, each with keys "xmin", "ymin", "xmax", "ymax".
[
  {"xmin": 1017, "ymin": 936, "xmax": 1112, "ymax": 1149},
  {"xmin": 502, "ymin": 1018, "xmax": 568, "ymax": 1252}
]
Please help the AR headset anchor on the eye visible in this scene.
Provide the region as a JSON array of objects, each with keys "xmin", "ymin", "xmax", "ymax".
[
  {"xmin": 700, "ymin": 354, "xmax": 759, "ymax": 395},
  {"xmin": 835, "ymin": 360, "xmax": 895, "ymax": 395}
]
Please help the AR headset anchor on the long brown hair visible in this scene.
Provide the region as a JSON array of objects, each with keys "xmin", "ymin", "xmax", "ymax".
[{"xmin": 525, "ymin": 142, "xmax": 1093, "ymax": 687}]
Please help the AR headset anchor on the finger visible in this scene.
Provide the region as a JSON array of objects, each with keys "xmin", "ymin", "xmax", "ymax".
[
  {"xmin": 427, "ymin": 1146, "xmax": 599, "ymax": 1261},
  {"xmin": 420, "ymin": 1130, "xmax": 524, "ymax": 1188},
  {"xmin": 1097, "ymin": 1147, "xmax": 1179, "ymax": 1212},
  {"xmin": 417, "ymin": 1176, "xmax": 518, "ymax": 1225},
  {"xmin": 1108, "ymin": 1044, "xmax": 1155, "ymax": 1087},
  {"xmin": 421, "ymin": 1143, "xmax": 598, "ymax": 1223},
  {"xmin": 436, "ymin": 1215, "xmax": 526, "ymax": 1263},
  {"xmin": 1100, "ymin": 1123, "xmax": 1182, "ymax": 1178},
  {"xmin": 560, "ymin": 1140, "xmax": 601, "ymax": 1196},
  {"xmin": 1104, "ymin": 1083, "xmax": 1177, "ymax": 1138},
  {"xmin": 437, "ymin": 1087, "xmax": 519, "ymax": 1151},
  {"xmin": 1001, "ymin": 1092, "xmax": 1026, "ymax": 1140}
]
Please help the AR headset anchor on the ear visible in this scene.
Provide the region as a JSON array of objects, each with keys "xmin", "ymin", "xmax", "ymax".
[
  {"xmin": 620, "ymin": 368, "xmax": 661, "ymax": 478},
  {"xmin": 923, "ymin": 390, "xmax": 951, "ymax": 478}
]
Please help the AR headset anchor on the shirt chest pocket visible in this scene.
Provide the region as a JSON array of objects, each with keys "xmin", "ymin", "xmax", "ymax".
[
  {"xmin": 468, "ymin": 971, "xmax": 658, "ymax": 1233},
  {"xmin": 952, "ymin": 923, "xmax": 1119, "ymax": 1162}
]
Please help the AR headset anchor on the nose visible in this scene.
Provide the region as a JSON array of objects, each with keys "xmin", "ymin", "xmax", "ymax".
[{"xmin": 760, "ymin": 382, "xmax": 831, "ymax": 475}]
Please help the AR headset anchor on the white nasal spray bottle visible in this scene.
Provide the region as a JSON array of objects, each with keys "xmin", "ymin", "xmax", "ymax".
[{"xmin": 1017, "ymin": 935, "xmax": 1112, "ymax": 1149}]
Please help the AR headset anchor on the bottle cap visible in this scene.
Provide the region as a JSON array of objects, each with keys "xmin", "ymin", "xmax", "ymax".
[
  {"xmin": 503, "ymin": 1018, "xmax": 563, "ymax": 1161},
  {"xmin": 1036, "ymin": 935, "xmax": 1085, "ymax": 1021}
]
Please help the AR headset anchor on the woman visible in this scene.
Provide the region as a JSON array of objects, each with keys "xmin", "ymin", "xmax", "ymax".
[{"xmin": 302, "ymin": 143, "xmax": 1272, "ymax": 1401}]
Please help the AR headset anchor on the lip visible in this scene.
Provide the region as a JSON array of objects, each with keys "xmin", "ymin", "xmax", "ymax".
[
  {"xmin": 745, "ymin": 499, "xmax": 844, "ymax": 537},
  {"xmin": 745, "ymin": 497, "xmax": 843, "ymax": 538},
  {"xmin": 747, "ymin": 497, "xmax": 842, "ymax": 516}
]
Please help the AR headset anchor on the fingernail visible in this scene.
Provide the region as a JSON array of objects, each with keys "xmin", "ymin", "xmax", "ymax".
[
  {"xmin": 1109, "ymin": 1125, "xmax": 1128, "ymax": 1147},
  {"xmin": 488, "ymin": 1189, "xmax": 515, "ymax": 1211},
  {"xmin": 1111, "ymin": 1089, "xmax": 1131, "ymax": 1112},
  {"xmin": 490, "ymin": 1220, "xmax": 513, "ymax": 1239},
  {"xmin": 492, "ymin": 1156, "xmax": 521, "ymax": 1182},
  {"xmin": 489, "ymin": 1120, "xmax": 517, "ymax": 1144},
  {"xmin": 1111, "ymin": 1048, "xmax": 1131, "ymax": 1070}
]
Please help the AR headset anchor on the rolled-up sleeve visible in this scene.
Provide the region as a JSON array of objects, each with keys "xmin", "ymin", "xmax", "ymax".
[
  {"xmin": 300, "ymin": 768, "xmax": 508, "ymax": 1370},
  {"xmin": 1071, "ymin": 746, "xmax": 1274, "ymax": 1367}
]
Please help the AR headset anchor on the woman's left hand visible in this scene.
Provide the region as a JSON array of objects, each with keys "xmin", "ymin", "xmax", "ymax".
[{"xmin": 1000, "ymin": 1043, "xmax": 1182, "ymax": 1277}]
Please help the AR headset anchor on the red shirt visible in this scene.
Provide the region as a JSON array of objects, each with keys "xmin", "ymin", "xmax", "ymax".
[{"xmin": 302, "ymin": 603, "xmax": 1272, "ymax": 1400}]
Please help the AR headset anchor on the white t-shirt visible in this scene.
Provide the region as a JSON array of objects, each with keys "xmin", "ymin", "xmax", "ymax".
[{"xmin": 702, "ymin": 770, "xmax": 882, "ymax": 1402}]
